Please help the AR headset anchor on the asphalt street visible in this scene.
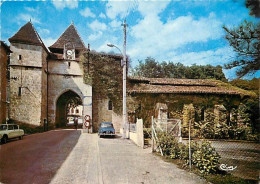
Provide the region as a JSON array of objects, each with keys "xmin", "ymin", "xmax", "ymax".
[
  {"xmin": 0, "ymin": 130, "xmax": 81, "ymax": 184},
  {"xmin": 0, "ymin": 130, "xmax": 207, "ymax": 184}
]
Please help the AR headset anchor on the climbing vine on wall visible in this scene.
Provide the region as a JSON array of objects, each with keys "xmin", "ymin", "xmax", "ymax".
[{"xmin": 79, "ymin": 51, "xmax": 123, "ymax": 114}]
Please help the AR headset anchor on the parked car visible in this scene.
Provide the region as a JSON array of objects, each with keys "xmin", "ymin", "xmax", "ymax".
[
  {"xmin": 66, "ymin": 116, "xmax": 83, "ymax": 126},
  {"xmin": 98, "ymin": 122, "xmax": 115, "ymax": 138},
  {"xmin": 0, "ymin": 124, "xmax": 24, "ymax": 144}
]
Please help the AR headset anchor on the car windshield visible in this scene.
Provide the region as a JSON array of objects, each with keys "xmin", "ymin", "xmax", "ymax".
[
  {"xmin": 0, "ymin": 125, "xmax": 7, "ymax": 130},
  {"xmin": 101, "ymin": 123, "xmax": 113, "ymax": 128}
]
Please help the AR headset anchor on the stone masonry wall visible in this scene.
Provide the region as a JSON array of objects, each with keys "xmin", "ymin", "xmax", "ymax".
[
  {"xmin": 48, "ymin": 59, "xmax": 92, "ymax": 129},
  {"xmin": 9, "ymin": 43, "xmax": 45, "ymax": 126}
]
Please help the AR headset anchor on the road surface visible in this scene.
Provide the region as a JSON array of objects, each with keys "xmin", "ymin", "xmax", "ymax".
[{"xmin": 0, "ymin": 130, "xmax": 207, "ymax": 184}]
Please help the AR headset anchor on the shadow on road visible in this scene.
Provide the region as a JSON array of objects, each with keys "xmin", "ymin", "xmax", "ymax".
[{"xmin": 0, "ymin": 130, "xmax": 81, "ymax": 184}]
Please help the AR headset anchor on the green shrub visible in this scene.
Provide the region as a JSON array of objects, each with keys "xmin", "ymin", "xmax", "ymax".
[
  {"xmin": 192, "ymin": 141, "xmax": 220, "ymax": 175},
  {"xmin": 157, "ymin": 132, "xmax": 175, "ymax": 155}
]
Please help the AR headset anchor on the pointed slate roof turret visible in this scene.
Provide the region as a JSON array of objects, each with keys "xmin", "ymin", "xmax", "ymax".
[
  {"xmin": 9, "ymin": 21, "xmax": 49, "ymax": 53},
  {"xmin": 49, "ymin": 23, "xmax": 86, "ymax": 50},
  {"xmin": 9, "ymin": 21, "xmax": 42, "ymax": 46}
]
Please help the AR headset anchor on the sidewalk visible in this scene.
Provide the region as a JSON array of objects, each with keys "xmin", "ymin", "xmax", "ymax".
[{"xmin": 50, "ymin": 132, "xmax": 208, "ymax": 184}]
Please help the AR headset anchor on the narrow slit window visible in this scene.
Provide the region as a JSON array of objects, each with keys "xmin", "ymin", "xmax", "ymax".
[
  {"xmin": 18, "ymin": 55, "xmax": 22, "ymax": 60},
  {"xmin": 108, "ymin": 100, "xmax": 112, "ymax": 110},
  {"xmin": 68, "ymin": 62, "xmax": 71, "ymax": 68}
]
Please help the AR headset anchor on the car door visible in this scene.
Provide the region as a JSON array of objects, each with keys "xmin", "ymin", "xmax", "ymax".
[
  {"xmin": 13, "ymin": 125, "xmax": 20, "ymax": 137},
  {"xmin": 8, "ymin": 125, "xmax": 15, "ymax": 138}
]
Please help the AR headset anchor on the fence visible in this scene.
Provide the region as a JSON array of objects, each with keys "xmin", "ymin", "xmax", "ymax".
[
  {"xmin": 151, "ymin": 117, "xmax": 260, "ymax": 181},
  {"xmin": 151, "ymin": 116, "xmax": 182, "ymax": 155}
]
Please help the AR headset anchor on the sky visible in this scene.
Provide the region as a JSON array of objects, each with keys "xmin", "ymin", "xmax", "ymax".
[{"xmin": 1, "ymin": 0, "xmax": 259, "ymax": 80}]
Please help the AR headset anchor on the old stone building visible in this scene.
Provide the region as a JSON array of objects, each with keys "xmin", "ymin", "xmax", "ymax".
[
  {"xmin": 0, "ymin": 41, "xmax": 12, "ymax": 123},
  {"xmin": 7, "ymin": 21, "xmax": 123, "ymax": 132},
  {"xmin": 127, "ymin": 77, "xmax": 254, "ymax": 138},
  {"xmin": 7, "ymin": 21, "xmax": 94, "ymax": 131},
  {"xmin": 6, "ymin": 21, "xmax": 255, "ymax": 136}
]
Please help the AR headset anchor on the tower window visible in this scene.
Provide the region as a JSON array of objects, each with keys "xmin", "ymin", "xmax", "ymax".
[
  {"xmin": 18, "ymin": 55, "xmax": 22, "ymax": 60},
  {"xmin": 108, "ymin": 100, "xmax": 112, "ymax": 110},
  {"xmin": 68, "ymin": 62, "xmax": 71, "ymax": 68}
]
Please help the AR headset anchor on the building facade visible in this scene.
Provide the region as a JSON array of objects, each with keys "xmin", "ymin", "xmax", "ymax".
[
  {"xmin": 0, "ymin": 41, "xmax": 12, "ymax": 123},
  {"xmin": 8, "ymin": 21, "xmax": 94, "ymax": 131}
]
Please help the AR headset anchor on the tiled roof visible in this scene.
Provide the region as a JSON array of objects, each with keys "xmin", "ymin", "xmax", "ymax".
[
  {"xmin": 128, "ymin": 77, "xmax": 244, "ymax": 95},
  {"xmin": 49, "ymin": 23, "xmax": 86, "ymax": 50},
  {"xmin": 129, "ymin": 77, "xmax": 218, "ymax": 86},
  {"xmin": 8, "ymin": 21, "xmax": 49, "ymax": 53}
]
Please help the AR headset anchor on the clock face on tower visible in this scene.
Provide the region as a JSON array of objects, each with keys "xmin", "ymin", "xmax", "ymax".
[{"xmin": 67, "ymin": 50, "xmax": 73, "ymax": 56}]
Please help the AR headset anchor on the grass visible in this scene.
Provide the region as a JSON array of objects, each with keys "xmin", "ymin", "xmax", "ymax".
[{"xmin": 154, "ymin": 152, "xmax": 257, "ymax": 184}]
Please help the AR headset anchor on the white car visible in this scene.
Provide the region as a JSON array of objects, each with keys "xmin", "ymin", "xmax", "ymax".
[{"xmin": 0, "ymin": 124, "xmax": 25, "ymax": 144}]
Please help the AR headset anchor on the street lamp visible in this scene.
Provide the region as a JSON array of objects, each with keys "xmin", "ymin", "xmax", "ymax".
[{"xmin": 107, "ymin": 20, "xmax": 128, "ymax": 139}]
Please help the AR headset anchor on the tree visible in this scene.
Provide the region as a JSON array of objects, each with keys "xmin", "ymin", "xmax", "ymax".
[
  {"xmin": 246, "ymin": 0, "xmax": 260, "ymax": 18},
  {"xmin": 132, "ymin": 57, "xmax": 227, "ymax": 81},
  {"xmin": 223, "ymin": 20, "xmax": 260, "ymax": 78}
]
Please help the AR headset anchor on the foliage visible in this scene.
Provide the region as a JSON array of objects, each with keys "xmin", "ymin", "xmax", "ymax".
[
  {"xmin": 80, "ymin": 51, "xmax": 123, "ymax": 114},
  {"xmin": 246, "ymin": 0, "xmax": 260, "ymax": 17},
  {"xmin": 131, "ymin": 57, "xmax": 227, "ymax": 82},
  {"xmin": 192, "ymin": 141, "xmax": 220, "ymax": 175},
  {"xmin": 157, "ymin": 131, "xmax": 176, "ymax": 155},
  {"xmin": 223, "ymin": 20, "xmax": 260, "ymax": 78},
  {"xmin": 229, "ymin": 78, "xmax": 259, "ymax": 95},
  {"xmin": 157, "ymin": 132, "xmax": 220, "ymax": 174}
]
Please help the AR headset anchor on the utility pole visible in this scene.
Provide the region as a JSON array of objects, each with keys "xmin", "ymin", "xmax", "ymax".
[{"xmin": 122, "ymin": 20, "xmax": 128, "ymax": 139}]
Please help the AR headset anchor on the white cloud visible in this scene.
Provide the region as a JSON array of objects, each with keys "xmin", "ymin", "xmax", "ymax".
[
  {"xmin": 17, "ymin": 14, "xmax": 41, "ymax": 24},
  {"xmin": 99, "ymin": 13, "xmax": 106, "ymax": 19},
  {"xmin": 42, "ymin": 37, "xmax": 56, "ymax": 47},
  {"xmin": 137, "ymin": 1, "xmax": 170, "ymax": 16},
  {"xmin": 24, "ymin": 7, "xmax": 38, "ymax": 12},
  {"xmin": 169, "ymin": 47, "xmax": 236, "ymax": 66},
  {"xmin": 80, "ymin": 7, "xmax": 95, "ymax": 18},
  {"xmin": 37, "ymin": 27, "xmax": 50, "ymax": 36},
  {"xmin": 109, "ymin": 20, "xmax": 121, "ymax": 28},
  {"xmin": 88, "ymin": 31, "xmax": 103, "ymax": 41},
  {"xmin": 106, "ymin": 1, "xmax": 137, "ymax": 19},
  {"xmin": 52, "ymin": 0, "xmax": 78, "ymax": 10},
  {"xmin": 88, "ymin": 20, "xmax": 107, "ymax": 31},
  {"xmin": 129, "ymin": 13, "xmax": 223, "ymax": 60}
]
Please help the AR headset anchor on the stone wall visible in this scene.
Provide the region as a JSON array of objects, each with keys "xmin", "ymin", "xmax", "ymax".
[
  {"xmin": 0, "ymin": 45, "xmax": 8, "ymax": 123},
  {"xmin": 112, "ymin": 111, "xmax": 122, "ymax": 133},
  {"xmin": 48, "ymin": 59, "xmax": 92, "ymax": 131},
  {"xmin": 9, "ymin": 43, "xmax": 46, "ymax": 126}
]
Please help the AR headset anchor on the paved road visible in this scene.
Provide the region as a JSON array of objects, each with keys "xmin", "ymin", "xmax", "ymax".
[
  {"xmin": 210, "ymin": 141, "xmax": 260, "ymax": 181},
  {"xmin": 0, "ymin": 130, "xmax": 81, "ymax": 184},
  {"xmin": 50, "ymin": 132, "xmax": 207, "ymax": 184},
  {"xmin": 0, "ymin": 129, "xmax": 208, "ymax": 184}
]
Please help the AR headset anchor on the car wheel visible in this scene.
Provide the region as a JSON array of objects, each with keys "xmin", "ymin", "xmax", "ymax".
[
  {"xmin": 1, "ymin": 135, "xmax": 7, "ymax": 144},
  {"xmin": 19, "ymin": 136, "xmax": 23, "ymax": 140}
]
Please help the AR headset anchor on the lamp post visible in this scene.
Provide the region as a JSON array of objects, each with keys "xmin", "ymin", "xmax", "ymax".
[{"xmin": 107, "ymin": 20, "xmax": 128, "ymax": 139}]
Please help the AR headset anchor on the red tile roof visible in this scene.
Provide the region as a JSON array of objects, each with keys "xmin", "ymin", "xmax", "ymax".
[
  {"xmin": 128, "ymin": 77, "xmax": 245, "ymax": 95},
  {"xmin": 49, "ymin": 23, "xmax": 86, "ymax": 50}
]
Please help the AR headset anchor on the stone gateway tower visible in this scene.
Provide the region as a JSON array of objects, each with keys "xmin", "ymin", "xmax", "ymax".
[
  {"xmin": 47, "ymin": 23, "xmax": 92, "ymax": 131},
  {"xmin": 8, "ymin": 21, "xmax": 93, "ymax": 132}
]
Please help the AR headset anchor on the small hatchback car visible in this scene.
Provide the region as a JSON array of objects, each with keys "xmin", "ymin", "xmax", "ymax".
[{"xmin": 98, "ymin": 122, "xmax": 115, "ymax": 138}]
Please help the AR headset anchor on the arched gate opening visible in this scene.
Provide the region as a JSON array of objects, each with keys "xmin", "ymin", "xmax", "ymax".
[{"xmin": 55, "ymin": 90, "xmax": 82, "ymax": 128}]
